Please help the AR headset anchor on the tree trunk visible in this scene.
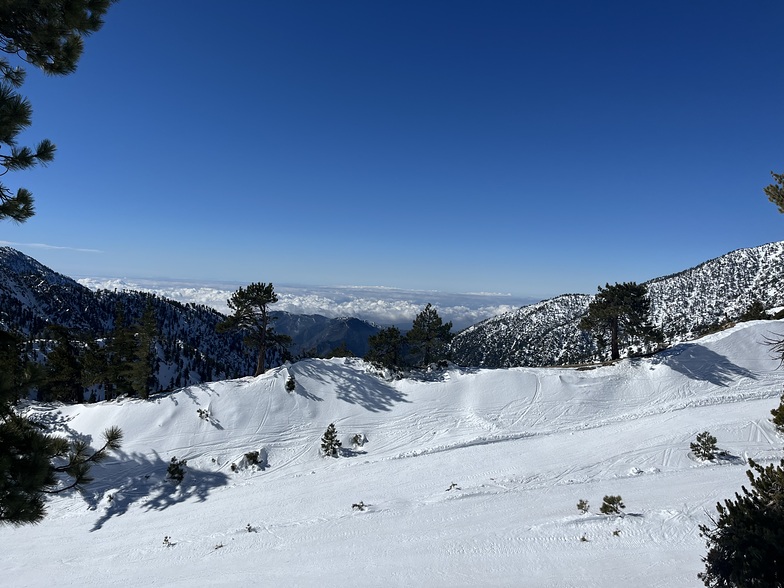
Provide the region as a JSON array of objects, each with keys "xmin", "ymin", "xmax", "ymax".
[
  {"xmin": 610, "ymin": 316, "xmax": 620, "ymax": 360},
  {"xmin": 255, "ymin": 348, "xmax": 265, "ymax": 377},
  {"xmin": 254, "ymin": 312, "xmax": 269, "ymax": 376}
]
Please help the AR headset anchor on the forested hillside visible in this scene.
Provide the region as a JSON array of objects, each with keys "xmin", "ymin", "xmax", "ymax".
[
  {"xmin": 0, "ymin": 247, "xmax": 379, "ymax": 398},
  {"xmin": 451, "ymin": 241, "xmax": 784, "ymax": 367}
]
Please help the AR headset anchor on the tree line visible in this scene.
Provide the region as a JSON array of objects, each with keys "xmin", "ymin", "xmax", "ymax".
[{"xmin": 364, "ymin": 303, "xmax": 454, "ymax": 370}]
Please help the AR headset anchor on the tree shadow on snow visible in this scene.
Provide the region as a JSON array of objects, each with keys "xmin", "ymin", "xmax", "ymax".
[
  {"xmin": 654, "ymin": 344, "xmax": 757, "ymax": 386},
  {"xmin": 86, "ymin": 450, "xmax": 229, "ymax": 532},
  {"xmin": 292, "ymin": 384, "xmax": 323, "ymax": 402},
  {"xmin": 295, "ymin": 361, "xmax": 410, "ymax": 412}
]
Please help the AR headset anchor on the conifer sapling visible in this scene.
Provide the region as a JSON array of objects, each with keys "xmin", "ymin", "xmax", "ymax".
[
  {"xmin": 599, "ymin": 495, "xmax": 625, "ymax": 515},
  {"xmin": 321, "ymin": 423, "xmax": 341, "ymax": 458},
  {"xmin": 691, "ymin": 431, "xmax": 718, "ymax": 461}
]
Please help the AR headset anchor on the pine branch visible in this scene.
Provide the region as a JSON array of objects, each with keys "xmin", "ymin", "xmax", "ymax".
[{"xmin": 45, "ymin": 426, "xmax": 123, "ymax": 493}]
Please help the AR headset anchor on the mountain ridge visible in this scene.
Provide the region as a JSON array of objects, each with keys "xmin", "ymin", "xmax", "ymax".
[
  {"xmin": 451, "ymin": 240, "xmax": 784, "ymax": 367},
  {"xmin": 0, "ymin": 247, "xmax": 380, "ymax": 393}
]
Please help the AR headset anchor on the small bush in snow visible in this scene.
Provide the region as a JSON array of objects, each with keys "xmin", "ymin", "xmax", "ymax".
[
  {"xmin": 245, "ymin": 451, "xmax": 260, "ymax": 465},
  {"xmin": 352, "ymin": 501, "xmax": 367, "ymax": 511},
  {"xmin": 599, "ymin": 495, "xmax": 625, "ymax": 515},
  {"xmin": 351, "ymin": 433, "xmax": 366, "ymax": 448},
  {"xmin": 577, "ymin": 499, "xmax": 589, "ymax": 514},
  {"xmin": 285, "ymin": 375, "xmax": 296, "ymax": 393},
  {"xmin": 691, "ymin": 431, "xmax": 718, "ymax": 461},
  {"xmin": 197, "ymin": 408, "xmax": 210, "ymax": 420},
  {"xmin": 321, "ymin": 423, "xmax": 342, "ymax": 458},
  {"xmin": 167, "ymin": 457, "xmax": 187, "ymax": 483}
]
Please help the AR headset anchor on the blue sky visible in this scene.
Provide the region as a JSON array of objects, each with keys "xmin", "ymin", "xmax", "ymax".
[{"xmin": 3, "ymin": 1, "xmax": 782, "ymax": 300}]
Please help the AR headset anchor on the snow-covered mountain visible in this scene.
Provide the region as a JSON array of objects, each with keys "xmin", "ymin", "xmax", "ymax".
[
  {"xmin": 3, "ymin": 320, "xmax": 783, "ymax": 586},
  {"xmin": 452, "ymin": 241, "xmax": 784, "ymax": 367},
  {"xmin": 0, "ymin": 247, "xmax": 380, "ymax": 390}
]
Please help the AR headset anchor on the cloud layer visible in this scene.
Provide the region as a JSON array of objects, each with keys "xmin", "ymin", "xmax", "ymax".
[{"xmin": 77, "ymin": 278, "xmax": 537, "ymax": 331}]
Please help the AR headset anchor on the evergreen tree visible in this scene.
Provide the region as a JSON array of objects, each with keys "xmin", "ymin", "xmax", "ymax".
[
  {"xmin": 80, "ymin": 337, "xmax": 109, "ymax": 401},
  {"xmin": 599, "ymin": 495, "xmax": 625, "ymax": 515},
  {"xmin": 217, "ymin": 282, "xmax": 290, "ymax": 376},
  {"xmin": 0, "ymin": 0, "xmax": 115, "ymax": 223},
  {"xmin": 406, "ymin": 304, "xmax": 453, "ymax": 367},
  {"xmin": 127, "ymin": 302, "xmax": 158, "ymax": 399},
  {"xmin": 739, "ymin": 299, "xmax": 768, "ymax": 322},
  {"xmin": 321, "ymin": 423, "xmax": 342, "ymax": 458},
  {"xmin": 324, "ymin": 342, "xmax": 354, "ymax": 358},
  {"xmin": 579, "ymin": 282, "xmax": 661, "ymax": 360},
  {"xmin": 0, "ymin": 331, "xmax": 122, "ymax": 525},
  {"xmin": 38, "ymin": 326, "xmax": 83, "ymax": 403},
  {"xmin": 770, "ymin": 393, "xmax": 784, "ymax": 435},
  {"xmin": 764, "ymin": 169, "xmax": 784, "ymax": 214},
  {"xmin": 365, "ymin": 326, "xmax": 405, "ymax": 369},
  {"xmin": 691, "ymin": 431, "xmax": 719, "ymax": 461},
  {"xmin": 104, "ymin": 302, "xmax": 136, "ymax": 398},
  {"xmin": 698, "ymin": 459, "xmax": 784, "ymax": 587}
]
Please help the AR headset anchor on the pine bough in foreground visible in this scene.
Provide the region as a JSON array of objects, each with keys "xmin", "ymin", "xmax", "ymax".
[{"xmin": 698, "ymin": 459, "xmax": 784, "ymax": 586}]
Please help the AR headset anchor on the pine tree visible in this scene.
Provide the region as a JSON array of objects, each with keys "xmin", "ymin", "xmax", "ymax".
[
  {"xmin": 0, "ymin": 330, "xmax": 122, "ymax": 525},
  {"xmin": 691, "ymin": 431, "xmax": 719, "ymax": 461},
  {"xmin": 321, "ymin": 423, "xmax": 342, "ymax": 458},
  {"xmin": 365, "ymin": 326, "xmax": 405, "ymax": 369},
  {"xmin": 764, "ymin": 169, "xmax": 784, "ymax": 214},
  {"xmin": 406, "ymin": 304, "xmax": 453, "ymax": 367},
  {"xmin": 38, "ymin": 326, "xmax": 83, "ymax": 403},
  {"xmin": 217, "ymin": 283, "xmax": 290, "ymax": 376},
  {"xmin": 599, "ymin": 495, "xmax": 625, "ymax": 515},
  {"xmin": 104, "ymin": 302, "xmax": 136, "ymax": 398},
  {"xmin": 579, "ymin": 282, "xmax": 661, "ymax": 360},
  {"xmin": 738, "ymin": 299, "xmax": 768, "ymax": 322},
  {"xmin": 127, "ymin": 302, "xmax": 158, "ymax": 399},
  {"xmin": 771, "ymin": 393, "xmax": 784, "ymax": 435},
  {"xmin": 80, "ymin": 338, "xmax": 109, "ymax": 401},
  {"xmin": 698, "ymin": 459, "xmax": 784, "ymax": 586},
  {"xmin": 0, "ymin": 0, "xmax": 115, "ymax": 223}
]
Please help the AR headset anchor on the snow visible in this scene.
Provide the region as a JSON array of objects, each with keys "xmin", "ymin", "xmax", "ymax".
[{"xmin": 3, "ymin": 320, "xmax": 783, "ymax": 587}]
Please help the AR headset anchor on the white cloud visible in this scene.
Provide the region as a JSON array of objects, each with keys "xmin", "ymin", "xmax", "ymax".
[
  {"xmin": 76, "ymin": 278, "xmax": 536, "ymax": 331},
  {"xmin": 0, "ymin": 241, "xmax": 102, "ymax": 253}
]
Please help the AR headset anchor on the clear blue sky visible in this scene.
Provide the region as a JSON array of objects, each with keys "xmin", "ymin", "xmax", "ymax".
[{"xmin": 3, "ymin": 0, "xmax": 782, "ymax": 299}]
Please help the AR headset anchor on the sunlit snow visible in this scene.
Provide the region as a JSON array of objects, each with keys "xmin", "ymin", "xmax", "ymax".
[{"xmin": 3, "ymin": 320, "xmax": 783, "ymax": 587}]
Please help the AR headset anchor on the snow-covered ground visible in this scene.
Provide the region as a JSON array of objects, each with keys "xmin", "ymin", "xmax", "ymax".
[{"xmin": 3, "ymin": 321, "xmax": 783, "ymax": 587}]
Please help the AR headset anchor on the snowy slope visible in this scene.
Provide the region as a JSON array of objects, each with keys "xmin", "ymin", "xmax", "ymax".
[
  {"xmin": 3, "ymin": 320, "xmax": 784, "ymax": 587},
  {"xmin": 452, "ymin": 240, "xmax": 784, "ymax": 367}
]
